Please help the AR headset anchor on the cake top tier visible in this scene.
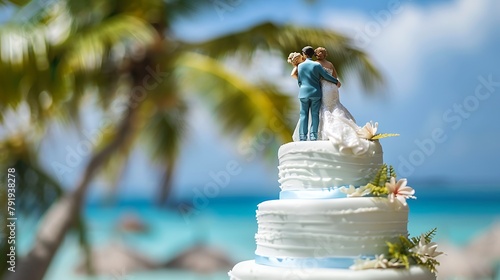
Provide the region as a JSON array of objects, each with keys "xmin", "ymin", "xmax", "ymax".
[{"xmin": 278, "ymin": 141, "xmax": 383, "ymax": 194}]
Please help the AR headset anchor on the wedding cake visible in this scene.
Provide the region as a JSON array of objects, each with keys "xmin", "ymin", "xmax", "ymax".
[{"xmin": 228, "ymin": 122, "xmax": 441, "ymax": 280}]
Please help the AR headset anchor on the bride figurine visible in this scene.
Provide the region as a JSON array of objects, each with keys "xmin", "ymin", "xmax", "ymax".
[{"xmin": 288, "ymin": 47, "xmax": 371, "ymax": 155}]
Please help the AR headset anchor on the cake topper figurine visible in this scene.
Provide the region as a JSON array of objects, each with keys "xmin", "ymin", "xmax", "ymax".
[
  {"xmin": 293, "ymin": 46, "xmax": 340, "ymax": 141},
  {"xmin": 288, "ymin": 46, "xmax": 397, "ymax": 147}
]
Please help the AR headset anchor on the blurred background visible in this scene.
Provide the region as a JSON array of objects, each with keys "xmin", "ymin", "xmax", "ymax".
[{"xmin": 1, "ymin": 0, "xmax": 499, "ymax": 279}]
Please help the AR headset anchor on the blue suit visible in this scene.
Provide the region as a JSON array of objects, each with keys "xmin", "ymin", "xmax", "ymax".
[{"xmin": 297, "ymin": 58, "xmax": 339, "ymax": 140}]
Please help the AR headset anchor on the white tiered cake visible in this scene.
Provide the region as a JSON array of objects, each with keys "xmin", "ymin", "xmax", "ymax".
[{"xmin": 228, "ymin": 137, "xmax": 440, "ymax": 280}]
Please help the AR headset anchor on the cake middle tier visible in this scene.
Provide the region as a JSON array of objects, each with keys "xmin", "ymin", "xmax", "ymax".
[
  {"xmin": 278, "ymin": 141, "xmax": 383, "ymax": 191},
  {"xmin": 255, "ymin": 198, "xmax": 408, "ymax": 259}
]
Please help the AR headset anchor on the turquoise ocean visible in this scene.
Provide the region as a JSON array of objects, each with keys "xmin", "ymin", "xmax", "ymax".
[{"xmin": 15, "ymin": 185, "xmax": 500, "ymax": 280}]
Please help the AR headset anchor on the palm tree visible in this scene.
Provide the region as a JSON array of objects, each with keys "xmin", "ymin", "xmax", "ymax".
[{"xmin": 0, "ymin": 0, "xmax": 383, "ymax": 279}]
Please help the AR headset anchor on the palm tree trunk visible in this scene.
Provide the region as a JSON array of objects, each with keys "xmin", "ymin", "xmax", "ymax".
[
  {"xmin": 7, "ymin": 92, "xmax": 139, "ymax": 280},
  {"xmin": 157, "ymin": 158, "xmax": 176, "ymax": 206}
]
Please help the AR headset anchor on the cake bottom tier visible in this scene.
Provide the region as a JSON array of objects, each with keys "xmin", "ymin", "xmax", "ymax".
[{"xmin": 228, "ymin": 260, "xmax": 436, "ymax": 280}]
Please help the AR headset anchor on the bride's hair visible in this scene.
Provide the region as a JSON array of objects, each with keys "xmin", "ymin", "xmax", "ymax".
[
  {"xmin": 287, "ymin": 52, "xmax": 303, "ymax": 66},
  {"xmin": 315, "ymin": 47, "xmax": 327, "ymax": 57}
]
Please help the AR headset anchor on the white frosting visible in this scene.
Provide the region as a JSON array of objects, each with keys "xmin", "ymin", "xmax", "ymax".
[
  {"xmin": 229, "ymin": 260, "xmax": 436, "ymax": 280},
  {"xmin": 278, "ymin": 141, "xmax": 383, "ymax": 191},
  {"xmin": 255, "ymin": 198, "xmax": 408, "ymax": 258}
]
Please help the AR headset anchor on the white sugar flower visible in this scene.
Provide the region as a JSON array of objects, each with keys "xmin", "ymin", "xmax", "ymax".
[
  {"xmin": 385, "ymin": 177, "xmax": 416, "ymax": 206},
  {"xmin": 340, "ymin": 185, "xmax": 370, "ymax": 197},
  {"xmin": 340, "ymin": 185, "xmax": 356, "ymax": 195},
  {"xmin": 409, "ymin": 235, "xmax": 444, "ymax": 262},
  {"xmin": 350, "ymin": 255, "xmax": 388, "ymax": 270},
  {"xmin": 357, "ymin": 121, "xmax": 378, "ymax": 139},
  {"xmin": 387, "ymin": 258, "xmax": 405, "ymax": 268},
  {"xmin": 372, "ymin": 254, "xmax": 389, "ymax": 269}
]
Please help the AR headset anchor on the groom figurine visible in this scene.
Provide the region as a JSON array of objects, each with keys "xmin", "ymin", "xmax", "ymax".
[{"xmin": 297, "ymin": 46, "xmax": 339, "ymax": 141}]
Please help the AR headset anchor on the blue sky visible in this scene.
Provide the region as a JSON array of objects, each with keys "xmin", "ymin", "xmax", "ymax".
[{"xmin": 2, "ymin": 0, "xmax": 499, "ymax": 200}]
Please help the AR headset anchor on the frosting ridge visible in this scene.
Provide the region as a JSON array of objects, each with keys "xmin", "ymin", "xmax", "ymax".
[{"xmin": 278, "ymin": 141, "xmax": 383, "ymax": 191}]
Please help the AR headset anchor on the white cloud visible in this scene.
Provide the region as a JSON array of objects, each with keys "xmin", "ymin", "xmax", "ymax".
[{"xmin": 323, "ymin": 0, "xmax": 500, "ymax": 98}]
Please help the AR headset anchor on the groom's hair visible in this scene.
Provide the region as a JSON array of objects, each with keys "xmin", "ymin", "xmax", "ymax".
[{"xmin": 302, "ymin": 46, "xmax": 315, "ymax": 58}]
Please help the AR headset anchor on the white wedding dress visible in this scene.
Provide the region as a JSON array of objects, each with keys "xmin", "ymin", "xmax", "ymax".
[{"xmin": 293, "ymin": 68, "xmax": 371, "ymax": 155}]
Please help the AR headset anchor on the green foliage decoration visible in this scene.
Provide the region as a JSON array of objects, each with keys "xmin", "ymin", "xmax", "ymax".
[
  {"xmin": 385, "ymin": 228, "xmax": 441, "ymax": 273},
  {"xmin": 364, "ymin": 163, "xmax": 397, "ymax": 196},
  {"xmin": 371, "ymin": 133, "xmax": 400, "ymax": 140}
]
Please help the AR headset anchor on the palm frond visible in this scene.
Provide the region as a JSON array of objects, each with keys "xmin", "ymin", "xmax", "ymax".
[
  {"xmin": 186, "ymin": 21, "xmax": 384, "ymax": 92},
  {"xmin": 0, "ymin": 22, "xmax": 59, "ymax": 105},
  {"xmin": 0, "ymin": 9, "xmax": 159, "ymax": 125},
  {"xmin": 140, "ymin": 101, "xmax": 186, "ymax": 206},
  {"xmin": 0, "ymin": 138, "xmax": 64, "ymax": 215},
  {"xmin": 142, "ymin": 102, "xmax": 187, "ymax": 163},
  {"xmin": 163, "ymin": 0, "xmax": 205, "ymax": 26},
  {"xmin": 0, "ymin": 0, "xmax": 30, "ymax": 6},
  {"xmin": 179, "ymin": 52, "xmax": 295, "ymax": 147},
  {"xmin": 62, "ymin": 15, "xmax": 158, "ymax": 74},
  {"xmin": 59, "ymin": 14, "xmax": 159, "ymax": 119}
]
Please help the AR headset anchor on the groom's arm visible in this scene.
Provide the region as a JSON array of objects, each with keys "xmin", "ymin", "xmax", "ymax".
[
  {"xmin": 316, "ymin": 65, "xmax": 338, "ymax": 85},
  {"xmin": 296, "ymin": 64, "xmax": 302, "ymax": 87}
]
